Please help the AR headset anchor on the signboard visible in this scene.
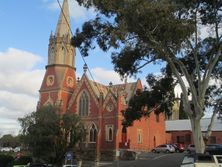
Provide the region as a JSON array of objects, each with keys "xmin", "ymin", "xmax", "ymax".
[{"xmin": 65, "ymin": 151, "xmax": 73, "ymax": 161}]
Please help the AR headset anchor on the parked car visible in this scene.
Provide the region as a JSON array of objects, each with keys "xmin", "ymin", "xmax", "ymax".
[
  {"xmin": 14, "ymin": 147, "xmax": 21, "ymax": 153},
  {"xmin": 205, "ymin": 144, "xmax": 222, "ymax": 155},
  {"xmin": 187, "ymin": 144, "xmax": 195, "ymax": 154},
  {"xmin": 152, "ymin": 144, "xmax": 175, "ymax": 153},
  {"xmin": 172, "ymin": 143, "xmax": 185, "ymax": 152},
  {"xmin": 0, "ymin": 147, "xmax": 13, "ymax": 152}
]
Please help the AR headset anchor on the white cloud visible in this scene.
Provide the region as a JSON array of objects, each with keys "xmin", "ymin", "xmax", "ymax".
[
  {"xmin": 0, "ymin": 48, "xmax": 44, "ymax": 136},
  {"xmin": 90, "ymin": 67, "xmax": 138, "ymax": 86},
  {"xmin": 46, "ymin": 0, "xmax": 95, "ymax": 21},
  {"xmin": 0, "ymin": 119, "xmax": 19, "ymax": 137},
  {"xmin": 0, "ymin": 48, "xmax": 42, "ymax": 74}
]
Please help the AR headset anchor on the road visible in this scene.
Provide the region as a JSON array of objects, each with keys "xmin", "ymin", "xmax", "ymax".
[{"xmin": 96, "ymin": 152, "xmax": 185, "ymax": 167}]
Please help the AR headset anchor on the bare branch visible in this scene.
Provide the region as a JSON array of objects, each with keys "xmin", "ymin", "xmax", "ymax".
[{"xmin": 135, "ymin": 59, "xmax": 154, "ymax": 71}]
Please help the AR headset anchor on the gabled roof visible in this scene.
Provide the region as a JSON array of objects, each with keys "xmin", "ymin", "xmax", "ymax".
[
  {"xmin": 166, "ymin": 118, "xmax": 222, "ymax": 131},
  {"xmin": 109, "ymin": 82, "xmax": 138, "ymax": 103},
  {"xmin": 88, "ymin": 78, "xmax": 139, "ymax": 101},
  {"xmin": 68, "ymin": 73, "xmax": 140, "ymax": 109},
  {"xmin": 88, "ymin": 80, "xmax": 108, "ymax": 98}
]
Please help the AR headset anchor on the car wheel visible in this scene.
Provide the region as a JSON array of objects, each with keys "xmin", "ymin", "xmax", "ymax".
[
  {"xmin": 152, "ymin": 149, "xmax": 156, "ymax": 153},
  {"xmin": 166, "ymin": 150, "xmax": 170, "ymax": 153}
]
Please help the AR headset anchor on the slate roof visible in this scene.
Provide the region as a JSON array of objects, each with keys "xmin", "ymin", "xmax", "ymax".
[
  {"xmin": 166, "ymin": 118, "xmax": 222, "ymax": 132},
  {"xmin": 88, "ymin": 80, "xmax": 138, "ymax": 102},
  {"xmin": 109, "ymin": 82, "xmax": 137, "ymax": 102},
  {"xmin": 89, "ymin": 80, "xmax": 108, "ymax": 98}
]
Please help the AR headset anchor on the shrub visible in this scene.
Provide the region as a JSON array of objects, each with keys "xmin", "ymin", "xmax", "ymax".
[{"xmin": 0, "ymin": 154, "xmax": 14, "ymax": 167}]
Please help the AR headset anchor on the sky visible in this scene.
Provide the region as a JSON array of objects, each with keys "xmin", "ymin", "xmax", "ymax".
[{"xmin": 0, "ymin": 0, "xmax": 166, "ymax": 137}]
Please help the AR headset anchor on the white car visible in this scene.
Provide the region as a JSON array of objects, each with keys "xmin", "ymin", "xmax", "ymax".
[
  {"xmin": 14, "ymin": 147, "xmax": 21, "ymax": 152},
  {"xmin": 152, "ymin": 144, "xmax": 175, "ymax": 153},
  {"xmin": 1, "ymin": 147, "xmax": 13, "ymax": 152}
]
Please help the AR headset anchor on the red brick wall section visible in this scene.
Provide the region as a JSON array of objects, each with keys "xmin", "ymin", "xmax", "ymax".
[
  {"xmin": 168, "ymin": 131, "xmax": 222, "ymax": 147},
  {"xmin": 127, "ymin": 118, "xmax": 150, "ymax": 151},
  {"xmin": 62, "ymin": 67, "xmax": 76, "ymax": 90},
  {"xmin": 211, "ymin": 131, "xmax": 222, "ymax": 144},
  {"xmin": 148, "ymin": 112, "xmax": 166, "ymax": 149},
  {"xmin": 39, "ymin": 66, "xmax": 76, "ymax": 114},
  {"xmin": 123, "ymin": 111, "xmax": 166, "ymax": 151},
  {"xmin": 165, "ymin": 132, "xmax": 172, "ymax": 144}
]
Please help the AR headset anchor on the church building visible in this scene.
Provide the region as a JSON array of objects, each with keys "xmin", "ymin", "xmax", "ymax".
[{"xmin": 38, "ymin": 0, "xmax": 166, "ymax": 159}]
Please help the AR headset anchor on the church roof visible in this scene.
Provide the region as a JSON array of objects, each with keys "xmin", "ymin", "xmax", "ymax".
[
  {"xmin": 89, "ymin": 80, "xmax": 108, "ymax": 98},
  {"xmin": 109, "ymin": 82, "xmax": 138, "ymax": 102},
  {"xmin": 88, "ymin": 80, "xmax": 138, "ymax": 101}
]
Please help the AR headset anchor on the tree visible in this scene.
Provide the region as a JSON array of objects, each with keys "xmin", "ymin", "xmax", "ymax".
[
  {"xmin": 18, "ymin": 106, "xmax": 85, "ymax": 165},
  {"xmin": 179, "ymin": 93, "xmax": 188, "ymax": 119},
  {"xmin": 122, "ymin": 65, "xmax": 176, "ymax": 126},
  {"xmin": 72, "ymin": 0, "xmax": 222, "ymax": 153},
  {"xmin": 0, "ymin": 134, "xmax": 21, "ymax": 148}
]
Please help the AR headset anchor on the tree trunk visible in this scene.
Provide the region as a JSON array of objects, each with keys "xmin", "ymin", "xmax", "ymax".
[
  {"xmin": 190, "ymin": 117, "xmax": 205, "ymax": 153},
  {"xmin": 204, "ymin": 110, "xmax": 217, "ymax": 143}
]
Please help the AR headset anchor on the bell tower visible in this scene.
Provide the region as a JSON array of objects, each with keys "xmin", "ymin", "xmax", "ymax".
[{"xmin": 39, "ymin": 0, "xmax": 76, "ymax": 114}]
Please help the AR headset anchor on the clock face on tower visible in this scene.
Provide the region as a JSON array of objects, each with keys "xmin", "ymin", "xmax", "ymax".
[
  {"xmin": 66, "ymin": 76, "xmax": 74, "ymax": 87},
  {"xmin": 46, "ymin": 75, "xmax": 55, "ymax": 86}
]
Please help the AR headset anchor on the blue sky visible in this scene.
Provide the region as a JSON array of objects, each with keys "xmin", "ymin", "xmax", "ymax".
[{"xmin": 0, "ymin": 0, "xmax": 164, "ymax": 136}]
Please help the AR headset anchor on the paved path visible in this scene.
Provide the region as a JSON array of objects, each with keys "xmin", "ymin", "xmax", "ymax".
[{"xmin": 81, "ymin": 152, "xmax": 185, "ymax": 167}]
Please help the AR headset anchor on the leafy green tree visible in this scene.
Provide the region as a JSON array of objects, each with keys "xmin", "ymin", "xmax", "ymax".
[
  {"xmin": 18, "ymin": 106, "xmax": 85, "ymax": 165},
  {"xmin": 72, "ymin": 0, "xmax": 222, "ymax": 153},
  {"xmin": 122, "ymin": 65, "xmax": 175, "ymax": 126},
  {"xmin": 0, "ymin": 134, "xmax": 21, "ymax": 148}
]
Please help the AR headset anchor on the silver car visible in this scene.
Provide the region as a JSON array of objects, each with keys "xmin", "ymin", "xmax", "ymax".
[
  {"xmin": 152, "ymin": 144, "xmax": 175, "ymax": 153},
  {"xmin": 187, "ymin": 144, "xmax": 195, "ymax": 154}
]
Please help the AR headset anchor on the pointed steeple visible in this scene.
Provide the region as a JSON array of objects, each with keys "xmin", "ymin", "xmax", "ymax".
[{"xmin": 55, "ymin": 0, "xmax": 71, "ymax": 37}]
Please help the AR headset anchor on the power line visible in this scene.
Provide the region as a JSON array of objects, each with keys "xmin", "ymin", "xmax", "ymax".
[
  {"xmin": 57, "ymin": 0, "xmax": 73, "ymax": 36},
  {"xmin": 57, "ymin": 0, "xmax": 103, "ymax": 94}
]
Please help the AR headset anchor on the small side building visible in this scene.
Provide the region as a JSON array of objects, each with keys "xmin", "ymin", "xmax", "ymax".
[{"xmin": 166, "ymin": 118, "xmax": 222, "ymax": 147}]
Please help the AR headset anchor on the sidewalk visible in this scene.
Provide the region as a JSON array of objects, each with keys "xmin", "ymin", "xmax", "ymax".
[{"xmin": 180, "ymin": 155, "xmax": 194, "ymax": 167}]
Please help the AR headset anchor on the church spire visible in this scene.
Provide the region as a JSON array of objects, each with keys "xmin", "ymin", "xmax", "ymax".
[
  {"xmin": 48, "ymin": 0, "xmax": 75, "ymax": 67},
  {"xmin": 55, "ymin": 0, "xmax": 71, "ymax": 37}
]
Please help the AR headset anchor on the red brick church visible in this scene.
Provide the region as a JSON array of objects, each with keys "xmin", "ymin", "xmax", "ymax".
[{"xmin": 38, "ymin": 0, "xmax": 166, "ymax": 158}]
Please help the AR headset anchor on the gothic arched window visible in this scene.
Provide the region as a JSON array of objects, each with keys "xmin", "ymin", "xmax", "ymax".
[
  {"xmin": 79, "ymin": 91, "xmax": 89, "ymax": 116},
  {"xmin": 89, "ymin": 124, "xmax": 97, "ymax": 143},
  {"xmin": 49, "ymin": 47, "xmax": 54, "ymax": 64},
  {"xmin": 105, "ymin": 125, "xmax": 114, "ymax": 142}
]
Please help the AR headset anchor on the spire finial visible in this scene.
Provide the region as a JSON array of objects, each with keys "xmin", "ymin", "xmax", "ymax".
[
  {"xmin": 83, "ymin": 63, "xmax": 88, "ymax": 73},
  {"xmin": 55, "ymin": 0, "xmax": 71, "ymax": 37}
]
